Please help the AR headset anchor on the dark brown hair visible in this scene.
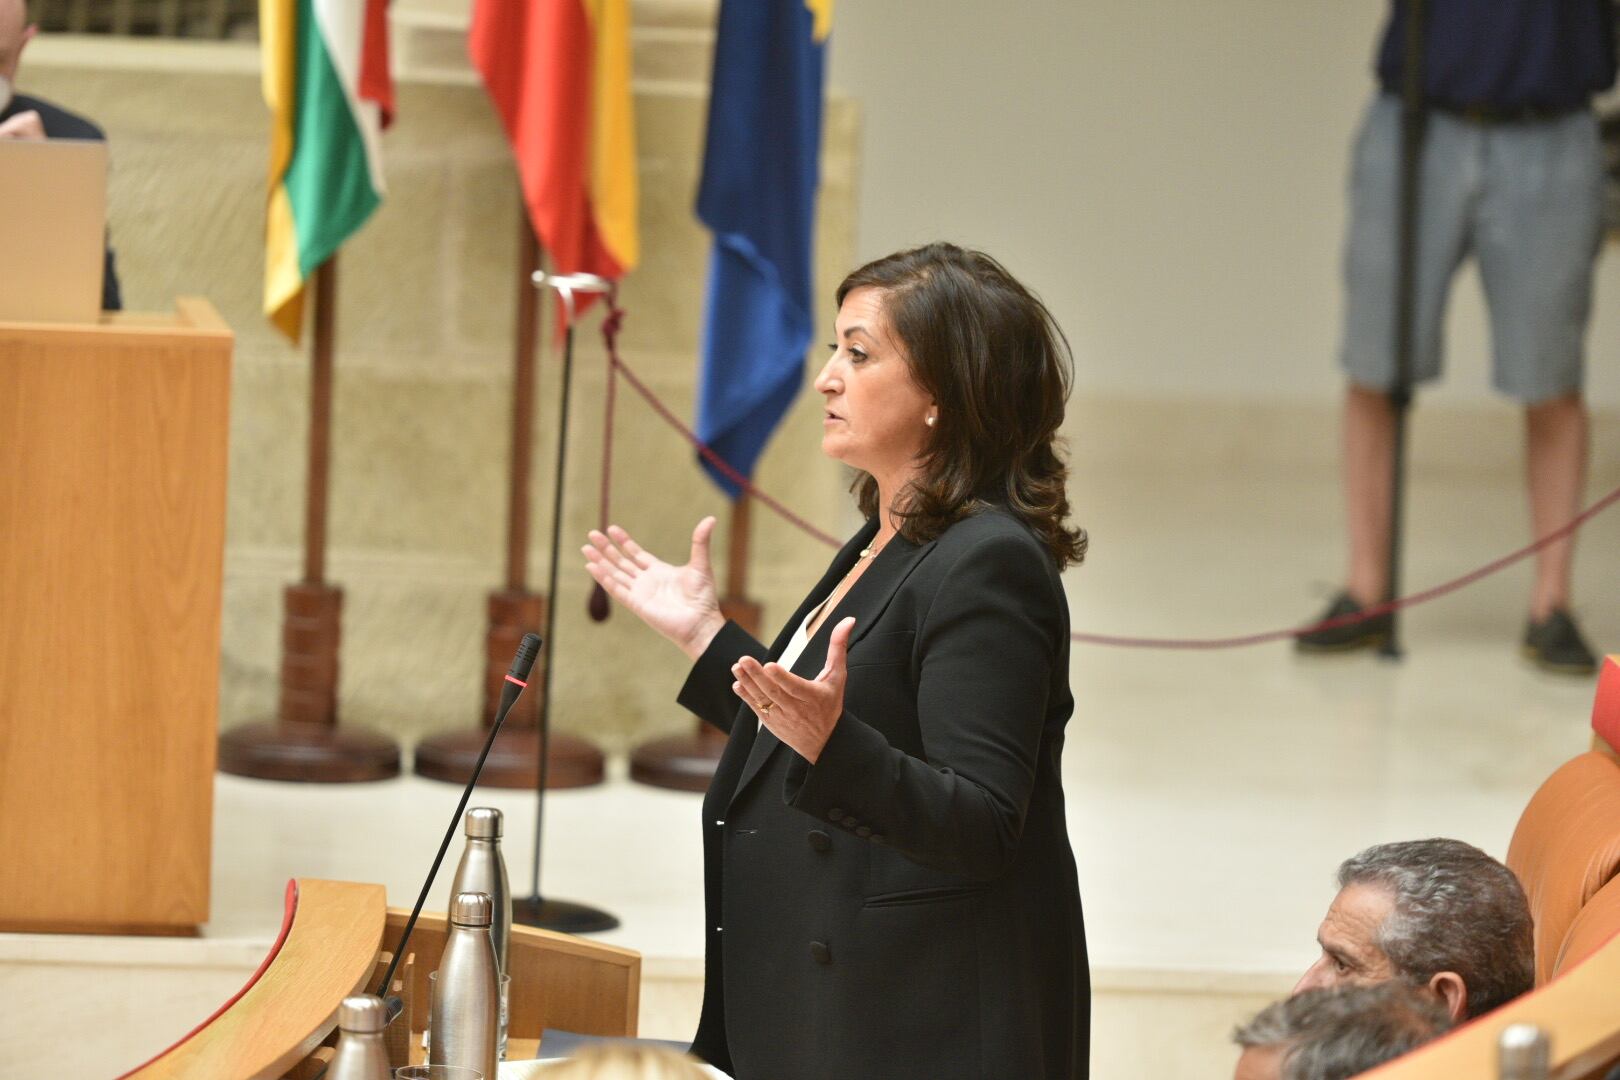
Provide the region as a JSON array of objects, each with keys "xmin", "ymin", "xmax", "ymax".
[{"xmin": 836, "ymin": 242, "xmax": 1086, "ymax": 567}]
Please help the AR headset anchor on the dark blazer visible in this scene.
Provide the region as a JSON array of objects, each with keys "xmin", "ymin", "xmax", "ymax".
[
  {"xmin": 678, "ymin": 507, "xmax": 1089, "ymax": 1079},
  {"xmin": 1, "ymin": 92, "xmax": 123, "ymax": 311}
]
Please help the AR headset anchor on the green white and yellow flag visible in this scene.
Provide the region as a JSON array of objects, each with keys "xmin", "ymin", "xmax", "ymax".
[{"xmin": 261, "ymin": 0, "xmax": 393, "ymax": 341}]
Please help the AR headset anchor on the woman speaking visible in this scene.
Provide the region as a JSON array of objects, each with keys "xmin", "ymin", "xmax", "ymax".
[{"xmin": 584, "ymin": 244, "xmax": 1089, "ymax": 1079}]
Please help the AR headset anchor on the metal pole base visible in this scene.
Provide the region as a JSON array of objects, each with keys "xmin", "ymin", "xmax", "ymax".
[{"xmin": 512, "ymin": 894, "xmax": 620, "ymax": 934}]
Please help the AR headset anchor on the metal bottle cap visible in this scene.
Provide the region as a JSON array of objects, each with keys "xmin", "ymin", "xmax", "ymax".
[
  {"xmin": 451, "ymin": 891, "xmax": 493, "ymax": 926},
  {"xmin": 465, "ymin": 807, "xmax": 503, "ymax": 839},
  {"xmin": 1498, "ymin": 1023, "xmax": 1551, "ymax": 1079},
  {"xmin": 337, "ymin": 994, "xmax": 389, "ymax": 1033}
]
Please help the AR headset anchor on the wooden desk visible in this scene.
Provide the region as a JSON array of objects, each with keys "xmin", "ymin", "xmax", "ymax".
[
  {"xmin": 112, "ymin": 880, "xmax": 641, "ymax": 1079},
  {"xmin": 122, "ymin": 879, "xmax": 385, "ymax": 1080},
  {"xmin": 382, "ymin": 907, "xmax": 642, "ymax": 1060},
  {"xmin": 0, "ymin": 299, "xmax": 231, "ymax": 935}
]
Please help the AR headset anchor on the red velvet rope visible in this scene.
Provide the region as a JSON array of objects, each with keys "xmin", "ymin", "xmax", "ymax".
[
  {"xmin": 596, "ymin": 298, "xmax": 1620, "ymax": 650},
  {"xmin": 599, "ymin": 296, "xmax": 843, "ymax": 548},
  {"xmin": 1070, "ymin": 479, "xmax": 1620, "ymax": 649}
]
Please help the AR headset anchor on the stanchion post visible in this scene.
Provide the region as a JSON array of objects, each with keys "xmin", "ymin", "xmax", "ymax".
[{"xmin": 512, "ymin": 271, "xmax": 619, "ymax": 934}]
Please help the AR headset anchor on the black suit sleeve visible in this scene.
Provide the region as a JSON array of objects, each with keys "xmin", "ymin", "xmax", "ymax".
[
  {"xmin": 676, "ymin": 619, "xmax": 768, "ymax": 736},
  {"xmin": 784, "ymin": 532, "xmax": 1061, "ymax": 880}
]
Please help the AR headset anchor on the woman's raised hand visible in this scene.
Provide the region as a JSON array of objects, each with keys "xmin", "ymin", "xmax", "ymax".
[
  {"xmin": 584, "ymin": 518, "xmax": 725, "ymax": 660},
  {"xmin": 730, "ymin": 616, "xmax": 854, "ymax": 764}
]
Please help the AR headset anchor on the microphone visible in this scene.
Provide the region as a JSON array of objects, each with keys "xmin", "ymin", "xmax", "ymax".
[{"xmin": 375, "ymin": 633, "xmax": 542, "ymax": 1011}]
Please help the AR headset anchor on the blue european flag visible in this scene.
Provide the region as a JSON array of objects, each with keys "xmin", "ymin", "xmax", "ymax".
[{"xmin": 693, "ymin": 0, "xmax": 831, "ymax": 497}]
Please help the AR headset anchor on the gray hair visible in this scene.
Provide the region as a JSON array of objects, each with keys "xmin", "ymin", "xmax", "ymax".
[
  {"xmin": 1234, "ymin": 984, "xmax": 1452, "ymax": 1080},
  {"xmin": 1337, "ymin": 838, "xmax": 1533, "ymax": 1017}
]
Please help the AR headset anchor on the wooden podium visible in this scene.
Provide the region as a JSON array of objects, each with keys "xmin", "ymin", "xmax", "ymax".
[
  {"xmin": 118, "ymin": 879, "xmax": 641, "ymax": 1078},
  {"xmin": 0, "ymin": 299, "xmax": 231, "ymax": 935}
]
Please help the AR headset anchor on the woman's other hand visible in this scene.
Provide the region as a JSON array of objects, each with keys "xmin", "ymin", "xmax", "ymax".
[
  {"xmin": 731, "ymin": 616, "xmax": 854, "ymax": 764},
  {"xmin": 584, "ymin": 518, "xmax": 725, "ymax": 660}
]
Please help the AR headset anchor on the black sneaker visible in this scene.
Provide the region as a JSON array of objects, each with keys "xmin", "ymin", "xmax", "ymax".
[
  {"xmin": 1522, "ymin": 609, "xmax": 1598, "ymax": 675},
  {"xmin": 1294, "ymin": 591, "xmax": 1393, "ymax": 653}
]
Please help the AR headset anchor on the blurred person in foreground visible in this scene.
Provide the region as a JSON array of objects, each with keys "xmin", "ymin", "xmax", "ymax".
[
  {"xmin": 1295, "ymin": 838, "xmax": 1534, "ymax": 1022},
  {"xmin": 1295, "ymin": 0, "xmax": 1614, "ymax": 673},
  {"xmin": 0, "ymin": 0, "xmax": 122, "ymax": 309},
  {"xmin": 544, "ymin": 1044, "xmax": 713, "ymax": 1080},
  {"xmin": 584, "ymin": 243, "xmax": 1089, "ymax": 1078},
  {"xmin": 1233, "ymin": 983, "xmax": 1453, "ymax": 1080}
]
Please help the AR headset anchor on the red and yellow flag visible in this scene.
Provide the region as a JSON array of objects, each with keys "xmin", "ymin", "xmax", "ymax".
[{"xmin": 469, "ymin": 0, "xmax": 639, "ymax": 304}]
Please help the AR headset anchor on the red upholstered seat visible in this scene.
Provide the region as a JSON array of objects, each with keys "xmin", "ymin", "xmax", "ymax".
[
  {"xmin": 1594, "ymin": 655, "xmax": 1620, "ymax": 755},
  {"xmin": 1506, "ymin": 752, "xmax": 1620, "ymax": 986},
  {"xmin": 1553, "ymin": 872, "xmax": 1620, "ymax": 979}
]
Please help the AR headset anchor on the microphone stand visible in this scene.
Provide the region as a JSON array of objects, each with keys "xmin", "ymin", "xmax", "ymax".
[
  {"xmin": 376, "ymin": 634, "xmax": 541, "ymax": 1004},
  {"xmin": 1380, "ymin": 0, "xmax": 1428, "ymax": 660},
  {"xmin": 512, "ymin": 272, "xmax": 620, "ymax": 934}
]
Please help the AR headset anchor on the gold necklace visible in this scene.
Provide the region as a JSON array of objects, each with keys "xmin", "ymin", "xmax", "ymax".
[
  {"xmin": 858, "ymin": 532, "xmax": 890, "ymax": 560},
  {"xmin": 812, "ymin": 532, "xmax": 888, "ymax": 634}
]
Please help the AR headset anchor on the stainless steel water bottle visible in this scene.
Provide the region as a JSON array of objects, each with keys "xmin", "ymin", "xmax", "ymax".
[
  {"xmin": 326, "ymin": 994, "xmax": 392, "ymax": 1080},
  {"xmin": 449, "ymin": 806, "xmax": 511, "ymax": 975},
  {"xmin": 429, "ymin": 891, "xmax": 500, "ymax": 1080}
]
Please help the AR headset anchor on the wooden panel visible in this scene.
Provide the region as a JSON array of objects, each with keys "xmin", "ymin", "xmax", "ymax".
[
  {"xmin": 0, "ymin": 298, "xmax": 232, "ymax": 933},
  {"xmin": 127, "ymin": 879, "xmax": 386, "ymax": 1080},
  {"xmin": 383, "ymin": 909, "xmax": 641, "ymax": 1040}
]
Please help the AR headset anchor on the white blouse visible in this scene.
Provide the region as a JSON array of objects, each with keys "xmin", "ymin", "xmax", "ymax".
[{"xmin": 758, "ymin": 595, "xmax": 829, "ymax": 730}]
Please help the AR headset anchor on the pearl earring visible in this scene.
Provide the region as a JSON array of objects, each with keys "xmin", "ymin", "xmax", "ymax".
[{"xmin": 925, "ymin": 415, "xmax": 936, "ymax": 427}]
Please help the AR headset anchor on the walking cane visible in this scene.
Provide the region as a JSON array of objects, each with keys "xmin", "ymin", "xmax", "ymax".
[{"xmin": 1380, "ymin": 0, "xmax": 1428, "ymax": 659}]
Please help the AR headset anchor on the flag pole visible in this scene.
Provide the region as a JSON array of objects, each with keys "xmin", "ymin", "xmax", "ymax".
[
  {"xmin": 416, "ymin": 211, "xmax": 608, "ymax": 790},
  {"xmin": 219, "ymin": 256, "xmax": 402, "ymax": 782},
  {"xmin": 629, "ymin": 494, "xmax": 754, "ymax": 791}
]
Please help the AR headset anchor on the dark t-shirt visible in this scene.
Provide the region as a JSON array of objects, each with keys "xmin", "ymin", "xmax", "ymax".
[
  {"xmin": 1376, "ymin": 0, "xmax": 1618, "ymax": 110},
  {"xmin": 1, "ymin": 92, "xmax": 123, "ymax": 310}
]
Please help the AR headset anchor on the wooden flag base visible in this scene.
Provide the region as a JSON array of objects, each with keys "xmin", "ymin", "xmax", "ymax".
[
  {"xmin": 413, "ymin": 589, "xmax": 605, "ymax": 789},
  {"xmin": 628, "ymin": 594, "xmax": 759, "ymax": 792},
  {"xmin": 629, "ymin": 728, "xmax": 728, "ymax": 793},
  {"xmin": 219, "ymin": 582, "xmax": 401, "ymax": 782},
  {"xmin": 219, "ymin": 262, "xmax": 401, "ymax": 784},
  {"xmin": 414, "ymin": 726, "xmax": 604, "ymax": 790},
  {"xmin": 219, "ymin": 719, "xmax": 401, "ymax": 783}
]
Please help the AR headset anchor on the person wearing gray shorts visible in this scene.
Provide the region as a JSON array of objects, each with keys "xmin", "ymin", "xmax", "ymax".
[{"xmin": 1296, "ymin": 0, "xmax": 1614, "ymax": 675}]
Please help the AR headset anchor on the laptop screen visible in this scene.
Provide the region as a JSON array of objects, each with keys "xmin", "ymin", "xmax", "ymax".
[{"xmin": 0, "ymin": 138, "xmax": 108, "ymax": 324}]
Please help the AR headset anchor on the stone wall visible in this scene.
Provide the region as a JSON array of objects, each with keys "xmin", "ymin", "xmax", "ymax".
[{"xmin": 21, "ymin": 0, "xmax": 861, "ymax": 752}]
